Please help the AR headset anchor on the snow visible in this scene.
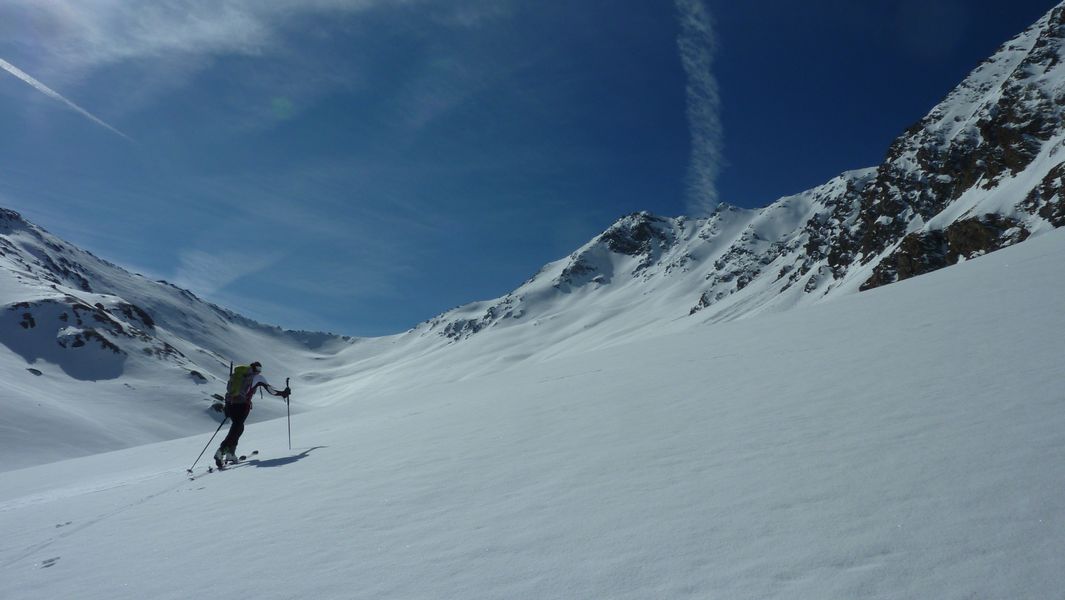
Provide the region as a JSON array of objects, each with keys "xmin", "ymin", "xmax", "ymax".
[
  {"xmin": 2, "ymin": 227, "xmax": 1064, "ymax": 599},
  {"xmin": 0, "ymin": 212, "xmax": 352, "ymax": 470}
]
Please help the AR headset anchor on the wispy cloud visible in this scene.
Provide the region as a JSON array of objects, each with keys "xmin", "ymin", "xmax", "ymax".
[
  {"xmin": 0, "ymin": 57, "xmax": 132, "ymax": 141},
  {"xmin": 172, "ymin": 248, "xmax": 286, "ymax": 297},
  {"xmin": 5, "ymin": 1, "xmax": 366, "ymax": 69},
  {"xmin": 0, "ymin": 0, "xmax": 514, "ymax": 131},
  {"xmin": 675, "ymin": 0, "xmax": 724, "ymax": 216},
  {"xmin": 4, "ymin": 1, "xmax": 505, "ymax": 72}
]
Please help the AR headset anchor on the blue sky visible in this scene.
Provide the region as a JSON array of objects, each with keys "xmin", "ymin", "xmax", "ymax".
[{"xmin": 0, "ymin": 0, "xmax": 1057, "ymax": 336}]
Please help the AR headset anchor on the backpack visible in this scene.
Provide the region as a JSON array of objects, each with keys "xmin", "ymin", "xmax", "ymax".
[{"xmin": 226, "ymin": 365, "xmax": 254, "ymax": 402}]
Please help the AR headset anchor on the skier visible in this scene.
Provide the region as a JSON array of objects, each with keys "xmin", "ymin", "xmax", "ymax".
[{"xmin": 214, "ymin": 361, "xmax": 289, "ymax": 468}]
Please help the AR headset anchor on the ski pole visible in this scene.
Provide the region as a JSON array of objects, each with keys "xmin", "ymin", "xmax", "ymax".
[
  {"xmin": 187, "ymin": 417, "xmax": 228, "ymax": 474},
  {"xmin": 286, "ymin": 377, "xmax": 291, "ymax": 450}
]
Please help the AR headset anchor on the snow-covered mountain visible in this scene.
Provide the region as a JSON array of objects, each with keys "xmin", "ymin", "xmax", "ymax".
[
  {"xmin": 0, "ymin": 207, "xmax": 354, "ymax": 469},
  {"xmin": 4, "ymin": 3, "xmax": 1065, "ymax": 471},
  {"xmin": 419, "ymin": 3, "xmax": 1065, "ymax": 344}
]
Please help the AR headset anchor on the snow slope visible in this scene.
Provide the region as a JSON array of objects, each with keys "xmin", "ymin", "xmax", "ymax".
[{"xmin": 2, "ymin": 226, "xmax": 1063, "ymax": 600}]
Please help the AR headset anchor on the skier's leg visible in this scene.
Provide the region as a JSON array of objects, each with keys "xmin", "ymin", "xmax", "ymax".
[
  {"xmin": 225, "ymin": 403, "xmax": 251, "ymax": 453},
  {"xmin": 218, "ymin": 403, "xmax": 249, "ymax": 453}
]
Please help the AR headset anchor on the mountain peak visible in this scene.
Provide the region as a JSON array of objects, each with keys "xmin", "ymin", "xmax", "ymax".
[
  {"xmin": 0, "ymin": 208, "xmax": 30, "ymax": 235},
  {"xmin": 598, "ymin": 212, "xmax": 677, "ymax": 257}
]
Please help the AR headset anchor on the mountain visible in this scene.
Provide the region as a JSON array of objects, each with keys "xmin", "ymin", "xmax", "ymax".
[
  {"xmin": 418, "ymin": 3, "xmax": 1065, "ymax": 342},
  {"xmin": 4, "ymin": 3, "xmax": 1065, "ymax": 470},
  {"xmin": 0, "ymin": 207, "xmax": 354, "ymax": 469}
]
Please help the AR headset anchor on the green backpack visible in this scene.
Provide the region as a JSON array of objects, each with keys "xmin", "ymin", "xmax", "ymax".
[{"xmin": 226, "ymin": 365, "xmax": 253, "ymax": 401}]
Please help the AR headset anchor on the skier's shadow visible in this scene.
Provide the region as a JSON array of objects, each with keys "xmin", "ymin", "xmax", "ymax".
[{"xmin": 249, "ymin": 446, "xmax": 327, "ymax": 468}]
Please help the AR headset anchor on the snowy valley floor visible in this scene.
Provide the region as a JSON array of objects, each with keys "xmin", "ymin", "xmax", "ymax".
[{"xmin": 2, "ymin": 228, "xmax": 1065, "ymax": 599}]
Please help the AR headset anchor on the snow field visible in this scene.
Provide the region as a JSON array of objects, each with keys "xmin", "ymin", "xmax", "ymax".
[{"xmin": 1, "ymin": 227, "xmax": 1064, "ymax": 599}]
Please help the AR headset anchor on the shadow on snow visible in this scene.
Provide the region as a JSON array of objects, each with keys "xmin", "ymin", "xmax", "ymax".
[{"xmin": 248, "ymin": 446, "xmax": 327, "ymax": 469}]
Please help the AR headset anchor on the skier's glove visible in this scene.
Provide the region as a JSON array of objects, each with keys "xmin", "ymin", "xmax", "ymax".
[{"xmin": 280, "ymin": 388, "xmax": 291, "ymax": 400}]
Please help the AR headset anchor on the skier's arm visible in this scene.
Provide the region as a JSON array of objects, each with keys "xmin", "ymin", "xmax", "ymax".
[{"xmin": 251, "ymin": 374, "xmax": 288, "ymax": 398}]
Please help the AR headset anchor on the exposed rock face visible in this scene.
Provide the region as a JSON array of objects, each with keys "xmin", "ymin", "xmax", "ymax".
[
  {"xmin": 861, "ymin": 215, "xmax": 1031, "ymax": 290},
  {"xmin": 1020, "ymin": 162, "xmax": 1065, "ymax": 226},
  {"xmin": 818, "ymin": 5, "xmax": 1065, "ymax": 293},
  {"xmin": 600, "ymin": 213, "xmax": 678, "ymax": 265}
]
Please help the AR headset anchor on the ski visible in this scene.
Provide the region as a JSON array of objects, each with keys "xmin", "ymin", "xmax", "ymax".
[
  {"xmin": 188, "ymin": 450, "xmax": 257, "ymax": 480},
  {"xmin": 222, "ymin": 450, "xmax": 258, "ymax": 467},
  {"xmin": 212, "ymin": 448, "xmax": 259, "ymax": 470}
]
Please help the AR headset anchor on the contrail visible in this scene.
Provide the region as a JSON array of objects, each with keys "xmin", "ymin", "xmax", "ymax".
[
  {"xmin": 0, "ymin": 57, "xmax": 132, "ymax": 141},
  {"xmin": 675, "ymin": 0, "xmax": 723, "ymax": 216}
]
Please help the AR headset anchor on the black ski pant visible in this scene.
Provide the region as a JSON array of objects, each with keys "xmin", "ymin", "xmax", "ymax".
[{"xmin": 219, "ymin": 402, "xmax": 252, "ymax": 453}]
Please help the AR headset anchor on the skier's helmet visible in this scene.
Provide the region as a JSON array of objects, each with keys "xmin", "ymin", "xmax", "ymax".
[{"xmin": 250, "ymin": 361, "xmax": 262, "ymax": 373}]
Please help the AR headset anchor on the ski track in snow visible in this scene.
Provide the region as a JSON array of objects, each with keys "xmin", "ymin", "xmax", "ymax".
[{"xmin": 2, "ymin": 476, "xmax": 183, "ymax": 569}]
